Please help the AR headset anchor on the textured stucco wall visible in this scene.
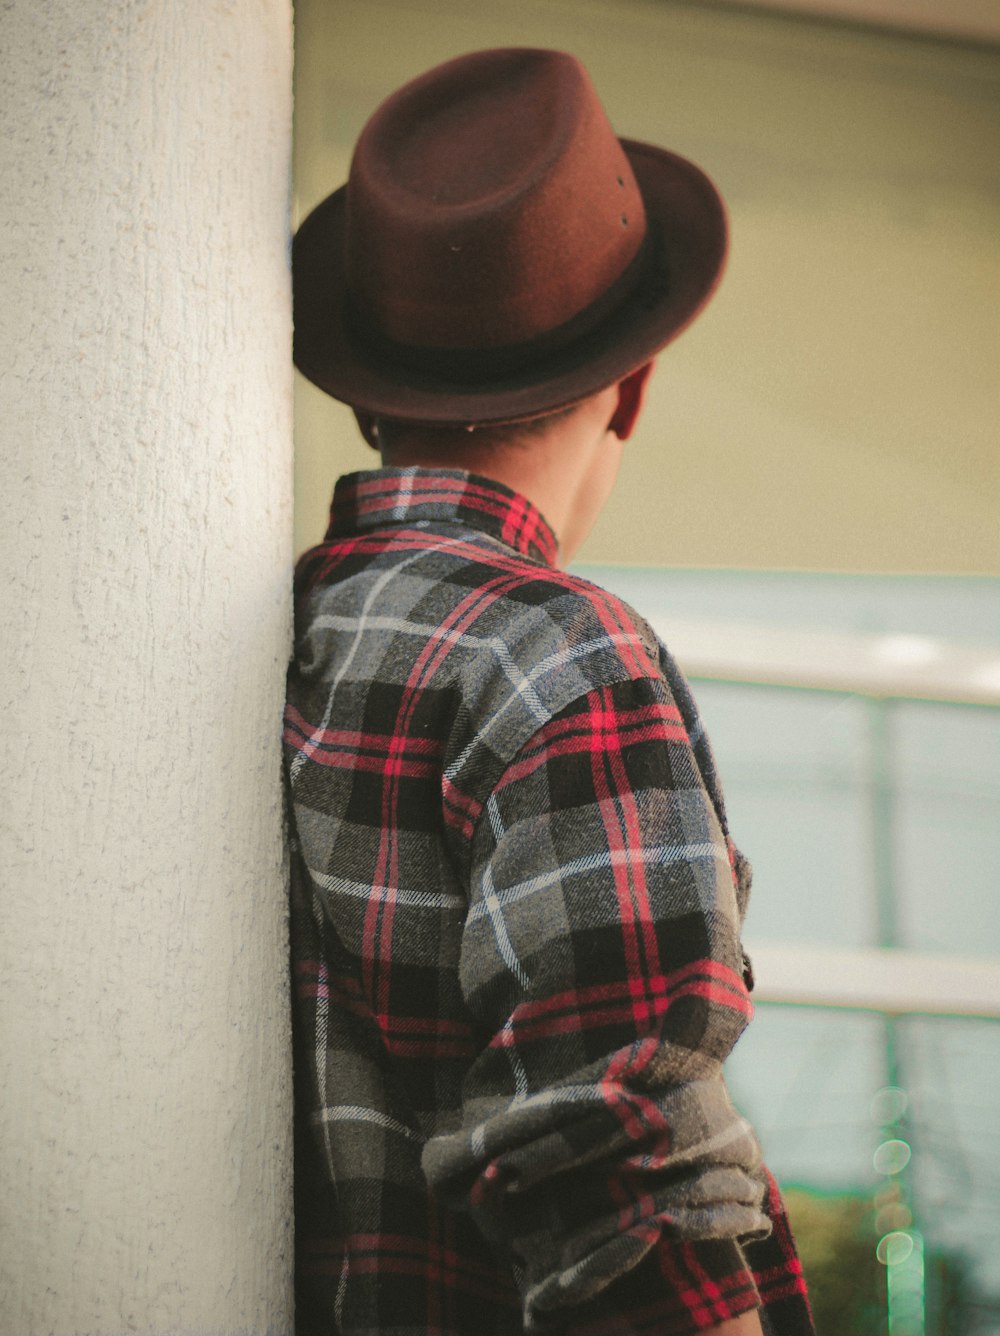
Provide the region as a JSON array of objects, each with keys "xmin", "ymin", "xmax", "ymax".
[{"xmin": 0, "ymin": 2, "xmax": 293, "ymax": 1332}]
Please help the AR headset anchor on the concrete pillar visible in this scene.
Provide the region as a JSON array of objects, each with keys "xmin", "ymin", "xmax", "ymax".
[{"xmin": 0, "ymin": 2, "xmax": 293, "ymax": 1332}]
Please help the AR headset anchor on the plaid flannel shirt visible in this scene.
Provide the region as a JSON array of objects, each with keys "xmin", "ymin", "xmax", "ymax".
[{"xmin": 285, "ymin": 468, "xmax": 813, "ymax": 1335}]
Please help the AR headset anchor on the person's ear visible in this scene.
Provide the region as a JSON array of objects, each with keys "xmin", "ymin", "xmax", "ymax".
[
  {"xmin": 353, "ymin": 410, "xmax": 381, "ymax": 452},
  {"xmin": 607, "ymin": 361, "xmax": 655, "ymax": 440}
]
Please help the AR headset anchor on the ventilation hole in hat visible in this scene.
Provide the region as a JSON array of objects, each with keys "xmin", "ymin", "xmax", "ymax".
[
  {"xmin": 617, "ymin": 176, "xmax": 625, "ymax": 187},
  {"xmin": 621, "ymin": 214, "xmax": 628, "ymax": 226}
]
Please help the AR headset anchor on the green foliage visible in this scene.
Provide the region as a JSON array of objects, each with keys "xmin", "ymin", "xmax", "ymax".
[
  {"xmin": 784, "ymin": 1188, "xmax": 886, "ymax": 1336},
  {"xmin": 783, "ymin": 1188, "xmax": 999, "ymax": 1335},
  {"xmin": 927, "ymin": 1247, "xmax": 971, "ymax": 1336}
]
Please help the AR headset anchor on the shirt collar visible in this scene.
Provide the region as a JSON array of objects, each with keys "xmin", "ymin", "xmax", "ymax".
[{"xmin": 326, "ymin": 468, "xmax": 560, "ymax": 568}]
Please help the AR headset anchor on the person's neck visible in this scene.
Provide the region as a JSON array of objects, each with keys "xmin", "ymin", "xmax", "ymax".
[{"xmin": 380, "ymin": 388, "xmax": 621, "ymax": 565}]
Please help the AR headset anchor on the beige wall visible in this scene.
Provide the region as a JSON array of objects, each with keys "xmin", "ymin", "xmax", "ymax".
[
  {"xmin": 0, "ymin": 1, "xmax": 293, "ymax": 1331},
  {"xmin": 294, "ymin": 0, "xmax": 1000, "ymax": 573}
]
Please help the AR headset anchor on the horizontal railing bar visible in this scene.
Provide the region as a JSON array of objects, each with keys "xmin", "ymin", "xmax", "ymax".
[
  {"xmin": 650, "ymin": 617, "xmax": 1000, "ymax": 707},
  {"xmin": 745, "ymin": 941, "xmax": 1000, "ymax": 1018}
]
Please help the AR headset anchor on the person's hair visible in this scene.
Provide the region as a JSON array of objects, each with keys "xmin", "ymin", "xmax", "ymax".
[{"xmin": 375, "ymin": 401, "xmax": 581, "ymax": 461}]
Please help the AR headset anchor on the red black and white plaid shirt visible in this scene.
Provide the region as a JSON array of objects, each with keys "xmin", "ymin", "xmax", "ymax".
[{"xmin": 285, "ymin": 468, "xmax": 813, "ymax": 1335}]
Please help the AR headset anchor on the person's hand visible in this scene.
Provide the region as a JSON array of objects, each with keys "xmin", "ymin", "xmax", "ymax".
[{"xmin": 708, "ymin": 1311, "xmax": 765, "ymax": 1335}]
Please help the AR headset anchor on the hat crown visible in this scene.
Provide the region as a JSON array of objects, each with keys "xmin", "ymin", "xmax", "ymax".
[
  {"xmin": 373, "ymin": 50, "xmax": 565, "ymax": 207},
  {"xmin": 345, "ymin": 49, "xmax": 647, "ymax": 351}
]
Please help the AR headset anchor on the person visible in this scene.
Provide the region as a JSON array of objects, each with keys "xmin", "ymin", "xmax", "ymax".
[{"xmin": 287, "ymin": 47, "xmax": 815, "ymax": 1336}]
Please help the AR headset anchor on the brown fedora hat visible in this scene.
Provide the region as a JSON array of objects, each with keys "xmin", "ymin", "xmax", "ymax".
[{"xmin": 293, "ymin": 48, "xmax": 727, "ymax": 424}]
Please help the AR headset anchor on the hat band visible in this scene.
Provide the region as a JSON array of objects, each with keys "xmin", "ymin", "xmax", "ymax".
[{"xmin": 346, "ymin": 228, "xmax": 665, "ymax": 385}]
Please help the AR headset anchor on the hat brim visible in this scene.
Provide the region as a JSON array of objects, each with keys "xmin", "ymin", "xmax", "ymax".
[{"xmin": 292, "ymin": 140, "xmax": 727, "ymax": 425}]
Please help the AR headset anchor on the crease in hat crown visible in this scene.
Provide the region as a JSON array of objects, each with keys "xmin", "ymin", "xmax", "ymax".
[
  {"xmin": 292, "ymin": 46, "xmax": 728, "ymax": 423},
  {"xmin": 345, "ymin": 48, "xmax": 647, "ymax": 352}
]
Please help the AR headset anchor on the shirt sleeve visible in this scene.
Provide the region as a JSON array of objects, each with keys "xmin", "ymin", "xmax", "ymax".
[{"xmin": 422, "ymin": 674, "xmax": 777, "ymax": 1333}]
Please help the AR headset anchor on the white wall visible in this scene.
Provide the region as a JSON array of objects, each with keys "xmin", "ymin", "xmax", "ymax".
[{"xmin": 0, "ymin": 2, "xmax": 293, "ymax": 1332}]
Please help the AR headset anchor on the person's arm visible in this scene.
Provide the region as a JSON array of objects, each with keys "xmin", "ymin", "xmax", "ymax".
[
  {"xmin": 712, "ymin": 1311, "xmax": 765, "ymax": 1336},
  {"xmin": 425, "ymin": 674, "xmax": 773, "ymax": 1332}
]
